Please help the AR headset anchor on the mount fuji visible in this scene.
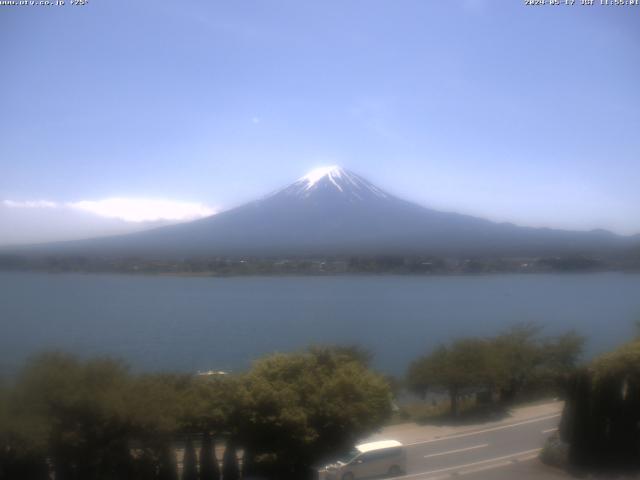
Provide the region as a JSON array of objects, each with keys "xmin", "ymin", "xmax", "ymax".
[{"xmin": 14, "ymin": 166, "xmax": 637, "ymax": 258}]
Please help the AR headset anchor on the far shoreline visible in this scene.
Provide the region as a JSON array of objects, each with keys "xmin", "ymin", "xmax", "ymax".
[{"xmin": 1, "ymin": 267, "xmax": 639, "ymax": 279}]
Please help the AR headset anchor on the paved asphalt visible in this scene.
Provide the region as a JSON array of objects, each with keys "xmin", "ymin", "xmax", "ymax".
[{"xmin": 391, "ymin": 413, "xmax": 562, "ymax": 480}]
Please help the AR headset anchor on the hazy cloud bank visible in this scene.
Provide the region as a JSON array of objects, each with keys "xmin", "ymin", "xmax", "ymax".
[{"xmin": 0, "ymin": 198, "xmax": 217, "ymax": 246}]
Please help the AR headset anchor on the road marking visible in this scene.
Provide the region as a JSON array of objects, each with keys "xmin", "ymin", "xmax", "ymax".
[
  {"xmin": 459, "ymin": 452, "xmax": 539, "ymax": 475},
  {"xmin": 424, "ymin": 443, "xmax": 488, "ymax": 458},
  {"xmin": 421, "ymin": 448, "xmax": 541, "ymax": 475},
  {"xmin": 542, "ymin": 427, "xmax": 557, "ymax": 434},
  {"xmin": 405, "ymin": 413, "xmax": 560, "ymax": 447},
  {"xmin": 393, "ymin": 448, "xmax": 541, "ymax": 479},
  {"xmin": 459, "ymin": 460, "xmax": 512, "ymax": 475}
]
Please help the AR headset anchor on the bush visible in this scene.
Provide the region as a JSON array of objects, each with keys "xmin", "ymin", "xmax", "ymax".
[{"xmin": 560, "ymin": 340, "xmax": 640, "ymax": 472}]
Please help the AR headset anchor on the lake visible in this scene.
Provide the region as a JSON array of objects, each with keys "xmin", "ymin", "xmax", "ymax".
[{"xmin": 1, "ymin": 272, "xmax": 639, "ymax": 376}]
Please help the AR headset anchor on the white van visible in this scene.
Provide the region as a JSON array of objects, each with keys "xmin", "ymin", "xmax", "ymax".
[{"xmin": 320, "ymin": 440, "xmax": 406, "ymax": 480}]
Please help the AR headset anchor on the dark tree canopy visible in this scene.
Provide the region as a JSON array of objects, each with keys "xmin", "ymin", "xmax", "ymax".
[
  {"xmin": 0, "ymin": 346, "xmax": 391, "ymax": 480},
  {"xmin": 237, "ymin": 347, "xmax": 391, "ymax": 474},
  {"xmin": 406, "ymin": 339, "xmax": 498, "ymax": 416},
  {"xmin": 561, "ymin": 339, "xmax": 640, "ymax": 471},
  {"xmin": 406, "ymin": 325, "xmax": 585, "ymax": 415}
]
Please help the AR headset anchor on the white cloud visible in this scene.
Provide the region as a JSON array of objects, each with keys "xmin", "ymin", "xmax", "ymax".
[
  {"xmin": 2, "ymin": 200, "xmax": 58, "ymax": 208},
  {"xmin": 3, "ymin": 197, "xmax": 216, "ymax": 223},
  {"xmin": 66, "ymin": 198, "xmax": 216, "ymax": 223}
]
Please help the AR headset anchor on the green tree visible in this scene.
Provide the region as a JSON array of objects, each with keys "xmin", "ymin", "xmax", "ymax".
[
  {"xmin": 313, "ymin": 344, "xmax": 374, "ymax": 367},
  {"xmin": 406, "ymin": 358, "xmax": 431, "ymax": 400},
  {"xmin": 492, "ymin": 325, "xmax": 584, "ymax": 402},
  {"xmin": 492, "ymin": 323, "xmax": 545, "ymax": 402},
  {"xmin": 0, "ymin": 379, "xmax": 49, "ymax": 480},
  {"xmin": 9, "ymin": 353, "xmax": 135, "ymax": 480},
  {"xmin": 238, "ymin": 347, "xmax": 391, "ymax": 477},
  {"xmin": 561, "ymin": 339, "xmax": 640, "ymax": 470},
  {"xmin": 2, "ymin": 354, "xmax": 208, "ymax": 480},
  {"xmin": 1, "ymin": 346, "xmax": 394, "ymax": 480},
  {"xmin": 180, "ymin": 375, "xmax": 241, "ymax": 438},
  {"xmin": 542, "ymin": 330, "xmax": 585, "ymax": 372},
  {"xmin": 406, "ymin": 339, "xmax": 496, "ymax": 416},
  {"xmin": 125, "ymin": 373, "xmax": 187, "ymax": 480}
]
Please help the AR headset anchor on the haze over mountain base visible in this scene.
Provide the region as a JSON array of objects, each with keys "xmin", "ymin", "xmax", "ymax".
[{"xmin": 1, "ymin": 167, "xmax": 639, "ymax": 269}]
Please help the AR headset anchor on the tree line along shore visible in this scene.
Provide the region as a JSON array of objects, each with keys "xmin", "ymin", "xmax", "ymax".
[
  {"xmin": 1, "ymin": 253, "xmax": 639, "ymax": 276},
  {"xmin": 1, "ymin": 325, "xmax": 639, "ymax": 480}
]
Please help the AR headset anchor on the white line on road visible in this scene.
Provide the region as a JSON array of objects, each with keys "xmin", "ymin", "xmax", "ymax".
[
  {"xmin": 458, "ymin": 452, "xmax": 540, "ymax": 476},
  {"xmin": 420, "ymin": 448, "xmax": 541, "ymax": 476},
  {"xmin": 424, "ymin": 443, "xmax": 488, "ymax": 458},
  {"xmin": 459, "ymin": 460, "xmax": 512, "ymax": 476},
  {"xmin": 456, "ymin": 452, "xmax": 538, "ymax": 475},
  {"xmin": 542, "ymin": 427, "xmax": 557, "ymax": 434},
  {"xmin": 395, "ymin": 448, "xmax": 542, "ymax": 479},
  {"xmin": 405, "ymin": 413, "xmax": 560, "ymax": 447}
]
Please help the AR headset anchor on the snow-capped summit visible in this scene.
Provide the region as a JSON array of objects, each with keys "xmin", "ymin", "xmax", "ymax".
[
  {"xmin": 278, "ymin": 166, "xmax": 389, "ymax": 201},
  {"xmin": 300, "ymin": 165, "xmax": 344, "ymax": 188}
]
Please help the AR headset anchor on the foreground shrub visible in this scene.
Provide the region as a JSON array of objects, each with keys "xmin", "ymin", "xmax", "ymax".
[{"xmin": 560, "ymin": 340, "xmax": 640, "ymax": 472}]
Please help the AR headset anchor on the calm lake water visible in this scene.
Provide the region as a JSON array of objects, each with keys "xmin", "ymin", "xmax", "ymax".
[{"xmin": 1, "ymin": 272, "xmax": 639, "ymax": 376}]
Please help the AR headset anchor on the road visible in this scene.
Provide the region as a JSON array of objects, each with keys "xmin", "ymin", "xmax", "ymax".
[{"xmin": 386, "ymin": 411, "xmax": 565, "ymax": 479}]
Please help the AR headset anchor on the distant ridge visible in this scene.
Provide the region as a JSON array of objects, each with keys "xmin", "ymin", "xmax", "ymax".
[{"xmin": 5, "ymin": 166, "xmax": 638, "ymax": 258}]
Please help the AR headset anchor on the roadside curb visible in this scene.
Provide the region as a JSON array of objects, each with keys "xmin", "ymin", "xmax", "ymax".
[
  {"xmin": 392, "ymin": 449, "xmax": 543, "ymax": 480},
  {"xmin": 374, "ymin": 402, "xmax": 563, "ymax": 446},
  {"xmin": 426, "ymin": 411, "xmax": 562, "ymax": 442}
]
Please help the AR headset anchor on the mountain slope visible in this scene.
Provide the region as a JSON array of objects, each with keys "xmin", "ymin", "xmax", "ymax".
[{"xmin": 21, "ymin": 166, "xmax": 636, "ymax": 258}]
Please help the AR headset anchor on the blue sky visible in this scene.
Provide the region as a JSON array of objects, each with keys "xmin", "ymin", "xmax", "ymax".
[{"xmin": 1, "ymin": 0, "xmax": 639, "ymax": 242}]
